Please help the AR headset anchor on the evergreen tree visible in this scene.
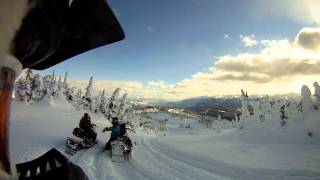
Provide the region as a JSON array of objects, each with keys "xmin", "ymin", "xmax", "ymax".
[
  {"xmin": 100, "ymin": 90, "xmax": 107, "ymax": 114},
  {"xmin": 301, "ymin": 85, "xmax": 313, "ymax": 113},
  {"xmin": 41, "ymin": 75, "xmax": 55, "ymax": 106},
  {"xmin": 84, "ymin": 76, "xmax": 93, "ymax": 100},
  {"xmin": 14, "ymin": 77, "xmax": 28, "ymax": 102},
  {"xmin": 30, "ymin": 73, "xmax": 43, "ymax": 102},
  {"xmin": 79, "ymin": 76, "xmax": 94, "ymax": 110},
  {"xmin": 56, "ymin": 75, "xmax": 64, "ymax": 99},
  {"xmin": 215, "ymin": 115, "xmax": 222, "ymax": 133},
  {"xmin": 314, "ymin": 82, "xmax": 320, "ymax": 101},
  {"xmin": 116, "ymin": 93, "xmax": 128, "ymax": 119},
  {"xmin": 25, "ymin": 68, "xmax": 34, "ymax": 103},
  {"xmin": 105, "ymin": 88, "xmax": 121, "ymax": 120},
  {"xmin": 63, "ymin": 71, "xmax": 69, "ymax": 90},
  {"xmin": 93, "ymin": 90, "xmax": 102, "ymax": 113}
]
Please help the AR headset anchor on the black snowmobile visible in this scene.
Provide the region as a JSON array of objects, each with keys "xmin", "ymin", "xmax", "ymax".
[
  {"xmin": 0, "ymin": 0, "xmax": 125, "ymax": 179},
  {"xmin": 65, "ymin": 124, "xmax": 97, "ymax": 155}
]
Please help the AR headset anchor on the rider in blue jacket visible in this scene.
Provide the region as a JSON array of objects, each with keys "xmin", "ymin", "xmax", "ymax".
[{"xmin": 103, "ymin": 117, "xmax": 121, "ymax": 150}]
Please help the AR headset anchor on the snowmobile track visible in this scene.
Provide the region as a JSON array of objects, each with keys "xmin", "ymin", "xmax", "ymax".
[
  {"xmin": 150, "ymin": 140, "xmax": 320, "ymax": 180},
  {"xmin": 140, "ymin": 138, "xmax": 221, "ymax": 180}
]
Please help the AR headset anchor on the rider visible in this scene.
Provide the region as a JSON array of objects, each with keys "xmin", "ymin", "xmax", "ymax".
[
  {"xmin": 102, "ymin": 117, "xmax": 121, "ymax": 150},
  {"xmin": 79, "ymin": 113, "xmax": 97, "ymax": 142}
]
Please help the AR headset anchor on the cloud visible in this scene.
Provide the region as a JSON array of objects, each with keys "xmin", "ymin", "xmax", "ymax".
[
  {"xmin": 240, "ymin": 35, "xmax": 258, "ymax": 47},
  {"xmin": 294, "ymin": 27, "xmax": 320, "ymax": 51},
  {"xmin": 224, "ymin": 34, "xmax": 231, "ymax": 39},
  {"xmin": 70, "ymin": 79, "xmax": 143, "ymax": 96},
  {"xmin": 214, "ymin": 55, "xmax": 320, "ymax": 80},
  {"xmin": 70, "ymin": 27, "xmax": 320, "ymax": 100},
  {"xmin": 291, "ymin": 0, "xmax": 320, "ymax": 24},
  {"xmin": 146, "ymin": 25, "xmax": 154, "ymax": 32},
  {"xmin": 258, "ymin": 0, "xmax": 320, "ymax": 25},
  {"xmin": 213, "ymin": 73, "xmax": 273, "ymax": 83},
  {"xmin": 144, "ymin": 27, "xmax": 320, "ymax": 99}
]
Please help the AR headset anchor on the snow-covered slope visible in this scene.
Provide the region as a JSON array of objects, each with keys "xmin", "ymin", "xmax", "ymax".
[{"xmin": 9, "ymin": 101, "xmax": 320, "ymax": 180}]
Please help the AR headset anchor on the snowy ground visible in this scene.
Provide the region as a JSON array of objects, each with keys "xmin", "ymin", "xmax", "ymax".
[{"xmin": 9, "ymin": 101, "xmax": 320, "ymax": 180}]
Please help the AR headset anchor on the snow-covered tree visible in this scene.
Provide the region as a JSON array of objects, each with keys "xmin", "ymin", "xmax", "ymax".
[
  {"xmin": 313, "ymin": 82, "xmax": 320, "ymax": 110},
  {"xmin": 41, "ymin": 75, "xmax": 55, "ymax": 106},
  {"xmin": 215, "ymin": 115, "xmax": 222, "ymax": 133},
  {"xmin": 238, "ymin": 89, "xmax": 252, "ymax": 129},
  {"xmin": 79, "ymin": 76, "xmax": 94, "ymax": 110},
  {"xmin": 55, "ymin": 75, "xmax": 65, "ymax": 100},
  {"xmin": 14, "ymin": 77, "xmax": 28, "ymax": 102},
  {"xmin": 63, "ymin": 71, "xmax": 69, "ymax": 90},
  {"xmin": 301, "ymin": 85, "xmax": 313, "ymax": 113},
  {"xmin": 105, "ymin": 88, "xmax": 121, "ymax": 120},
  {"xmin": 49, "ymin": 71, "xmax": 57, "ymax": 97},
  {"xmin": 314, "ymin": 82, "xmax": 320, "ymax": 100},
  {"xmin": 29, "ymin": 73, "xmax": 43, "ymax": 102},
  {"xmin": 99, "ymin": 90, "xmax": 107, "ymax": 114},
  {"xmin": 92, "ymin": 90, "xmax": 102, "ymax": 113},
  {"xmin": 116, "ymin": 93, "xmax": 128, "ymax": 119},
  {"xmin": 20, "ymin": 68, "xmax": 36, "ymax": 103},
  {"xmin": 84, "ymin": 76, "xmax": 93, "ymax": 100}
]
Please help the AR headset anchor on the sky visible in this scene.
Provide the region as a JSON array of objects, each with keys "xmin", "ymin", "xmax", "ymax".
[{"xmin": 41, "ymin": 0, "xmax": 320, "ymax": 100}]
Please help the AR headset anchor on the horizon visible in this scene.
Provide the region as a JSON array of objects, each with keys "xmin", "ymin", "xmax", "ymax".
[{"xmin": 40, "ymin": 0, "xmax": 320, "ymax": 100}]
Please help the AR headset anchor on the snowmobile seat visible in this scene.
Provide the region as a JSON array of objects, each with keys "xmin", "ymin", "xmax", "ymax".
[
  {"xmin": 16, "ymin": 148, "xmax": 89, "ymax": 180},
  {"xmin": 72, "ymin": 127, "xmax": 96, "ymax": 143}
]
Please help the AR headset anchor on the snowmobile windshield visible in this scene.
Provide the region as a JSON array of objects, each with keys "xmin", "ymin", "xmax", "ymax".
[{"xmin": 11, "ymin": 0, "xmax": 125, "ymax": 70}]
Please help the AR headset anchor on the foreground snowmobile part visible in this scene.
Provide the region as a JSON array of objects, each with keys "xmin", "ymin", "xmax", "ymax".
[
  {"xmin": 16, "ymin": 148, "xmax": 89, "ymax": 180},
  {"xmin": 12, "ymin": 0, "xmax": 125, "ymax": 70},
  {"xmin": 1, "ymin": 0, "xmax": 124, "ymax": 177},
  {"xmin": 0, "ymin": 67, "xmax": 17, "ymax": 175}
]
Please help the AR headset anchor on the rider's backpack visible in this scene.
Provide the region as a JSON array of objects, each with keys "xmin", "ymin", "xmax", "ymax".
[{"xmin": 119, "ymin": 123, "xmax": 126, "ymax": 137}]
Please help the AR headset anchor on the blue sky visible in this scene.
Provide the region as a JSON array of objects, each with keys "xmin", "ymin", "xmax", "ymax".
[{"xmin": 41, "ymin": 0, "xmax": 320, "ymax": 99}]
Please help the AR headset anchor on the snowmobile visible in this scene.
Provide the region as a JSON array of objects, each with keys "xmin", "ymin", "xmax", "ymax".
[
  {"xmin": 65, "ymin": 125, "xmax": 97, "ymax": 155},
  {"xmin": 104, "ymin": 123, "xmax": 133, "ymax": 162},
  {"xmin": 111, "ymin": 135, "xmax": 133, "ymax": 162},
  {"xmin": 0, "ymin": 0, "xmax": 125, "ymax": 179}
]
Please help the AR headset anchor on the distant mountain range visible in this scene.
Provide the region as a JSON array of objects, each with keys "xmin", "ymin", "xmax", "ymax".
[
  {"xmin": 132, "ymin": 93, "xmax": 301, "ymax": 120},
  {"xmin": 150, "ymin": 96, "xmax": 242, "ymax": 120}
]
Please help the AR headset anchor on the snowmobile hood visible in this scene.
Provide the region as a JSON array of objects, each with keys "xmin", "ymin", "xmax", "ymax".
[{"xmin": 11, "ymin": 0, "xmax": 125, "ymax": 70}]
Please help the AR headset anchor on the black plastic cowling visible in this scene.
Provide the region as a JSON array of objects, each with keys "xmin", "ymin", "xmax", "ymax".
[{"xmin": 11, "ymin": 0, "xmax": 125, "ymax": 70}]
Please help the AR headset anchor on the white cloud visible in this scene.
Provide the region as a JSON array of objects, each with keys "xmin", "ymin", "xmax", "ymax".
[
  {"xmin": 294, "ymin": 27, "xmax": 320, "ymax": 51},
  {"xmin": 289, "ymin": 0, "xmax": 320, "ymax": 24},
  {"xmin": 70, "ymin": 27, "xmax": 320, "ymax": 100},
  {"xmin": 240, "ymin": 35, "xmax": 258, "ymax": 47},
  {"xmin": 140, "ymin": 27, "xmax": 320, "ymax": 99},
  {"xmin": 70, "ymin": 79, "xmax": 143, "ymax": 96},
  {"xmin": 255, "ymin": 0, "xmax": 320, "ymax": 25},
  {"xmin": 146, "ymin": 25, "xmax": 154, "ymax": 32},
  {"xmin": 224, "ymin": 34, "xmax": 231, "ymax": 39}
]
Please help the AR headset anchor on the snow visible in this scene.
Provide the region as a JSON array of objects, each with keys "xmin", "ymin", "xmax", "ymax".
[{"xmin": 9, "ymin": 100, "xmax": 320, "ymax": 180}]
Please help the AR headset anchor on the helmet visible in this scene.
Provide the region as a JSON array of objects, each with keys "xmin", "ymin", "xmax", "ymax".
[{"xmin": 111, "ymin": 117, "xmax": 118, "ymax": 124}]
